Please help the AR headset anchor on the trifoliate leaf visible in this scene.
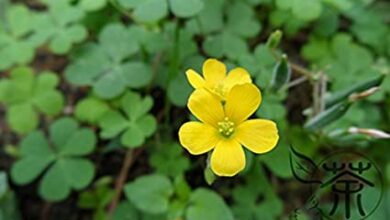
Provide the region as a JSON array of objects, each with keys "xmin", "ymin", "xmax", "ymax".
[
  {"xmin": 11, "ymin": 118, "xmax": 97, "ymax": 201},
  {"xmin": 0, "ymin": 67, "xmax": 64, "ymax": 134},
  {"xmin": 65, "ymin": 24, "xmax": 148, "ymax": 99},
  {"xmin": 75, "ymin": 97, "xmax": 110, "ymax": 124},
  {"xmin": 186, "ymin": 189, "xmax": 234, "ymax": 220},
  {"xmin": 169, "ymin": 0, "xmax": 204, "ymax": 18},
  {"xmin": 124, "ymin": 174, "xmax": 173, "ymax": 214},
  {"xmin": 99, "ymin": 91, "xmax": 157, "ymax": 148}
]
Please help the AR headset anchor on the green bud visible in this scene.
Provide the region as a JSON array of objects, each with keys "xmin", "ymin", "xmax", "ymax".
[
  {"xmin": 270, "ymin": 54, "xmax": 291, "ymax": 92},
  {"xmin": 325, "ymin": 75, "xmax": 384, "ymax": 108},
  {"xmin": 267, "ymin": 30, "xmax": 283, "ymax": 49},
  {"xmin": 204, "ymin": 166, "xmax": 217, "ymax": 185},
  {"xmin": 305, "ymin": 101, "xmax": 351, "ymax": 131}
]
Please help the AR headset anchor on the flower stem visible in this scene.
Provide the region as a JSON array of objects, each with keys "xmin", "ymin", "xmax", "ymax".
[{"xmin": 108, "ymin": 148, "xmax": 141, "ymax": 215}]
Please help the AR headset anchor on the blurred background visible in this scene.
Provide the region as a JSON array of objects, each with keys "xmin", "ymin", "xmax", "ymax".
[{"xmin": 0, "ymin": 0, "xmax": 389, "ymax": 219}]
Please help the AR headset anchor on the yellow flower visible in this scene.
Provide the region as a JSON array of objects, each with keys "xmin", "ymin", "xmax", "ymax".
[
  {"xmin": 186, "ymin": 58, "xmax": 252, "ymax": 99},
  {"xmin": 178, "ymin": 83, "xmax": 279, "ymax": 177}
]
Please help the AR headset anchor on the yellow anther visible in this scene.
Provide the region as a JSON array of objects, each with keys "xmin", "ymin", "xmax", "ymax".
[{"xmin": 218, "ymin": 117, "xmax": 235, "ymax": 137}]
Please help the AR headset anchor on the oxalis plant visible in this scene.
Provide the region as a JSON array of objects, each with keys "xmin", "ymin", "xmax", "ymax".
[{"xmin": 0, "ymin": 0, "xmax": 389, "ymax": 220}]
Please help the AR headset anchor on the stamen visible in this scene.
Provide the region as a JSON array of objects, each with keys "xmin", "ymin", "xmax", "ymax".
[
  {"xmin": 218, "ymin": 117, "xmax": 235, "ymax": 137},
  {"xmin": 213, "ymin": 83, "xmax": 226, "ymax": 97}
]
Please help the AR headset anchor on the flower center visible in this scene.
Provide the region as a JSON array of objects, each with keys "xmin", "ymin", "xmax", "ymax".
[
  {"xmin": 218, "ymin": 117, "xmax": 235, "ymax": 137},
  {"xmin": 213, "ymin": 83, "xmax": 226, "ymax": 97}
]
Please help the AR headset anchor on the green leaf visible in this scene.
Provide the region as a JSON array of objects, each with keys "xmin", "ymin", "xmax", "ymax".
[
  {"xmin": 167, "ymin": 73, "xmax": 192, "ymax": 107},
  {"xmin": 121, "ymin": 125, "xmax": 144, "ymax": 148},
  {"xmin": 186, "ymin": 189, "xmax": 234, "ymax": 220},
  {"xmin": 0, "ymin": 67, "xmax": 33, "ymax": 105},
  {"xmin": 61, "ymin": 129, "xmax": 96, "ymax": 156},
  {"xmin": 122, "ymin": 92, "xmax": 153, "ymax": 120},
  {"xmin": 80, "ymin": 0, "xmax": 107, "ymax": 11},
  {"xmin": 99, "ymin": 23, "xmax": 139, "ymax": 62},
  {"xmin": 11, "ymin": 156, "xmax": 54, "ymax": 185},
  {"xmin": 7, "ymin": 104, "xmax": 38, "ymax": 134},
  {"xmin": 226, "ymin": 1, "xmax": 261, "ymax": 38},
  {"xmin": 34, "ymin": 1, "xmax": 87, "ymax": 54},
  {"xmin": 58, "ymin": 158, "xmax": 95, "ymax": 190},
  {"xmin": 11, "ymin": 118, "xmax": 96, "ymax": 201},
  {"xmin": 0, "ymin": 67, "xmax": 63, "ymax": 133},
  {"xmin": 75, "ymin": 97, "xmax": 110, "ymax": 124},
  {"xmin": 113, "ymin": 202, "xmax": 140, "ymax": 220},
  {"xmin": 65, "ymin": 23, "xmax": 144, "ymax": 99},
  {"xmin": 292, "ymin": 0, "xmax": 322, "ymax": 21},
  {"xmin": 49, "ymin": 117, "xmax": 79, "ymax": 148},
  {"xmin": 187, "ymin": 0, "xmax": 224, "ymax": 34},
  {"xmin": 19, "ymin": 131, "xmax": 53, "ymax": 157},
  {"xmin": 39, "ymin": 162, "xmax": 70, "ymax": 201},
  {"xmin": 99, "ymin": 111, "xmax": 128, "ymax": 139},
  {"xmin": 136, "ymin": 115, "xmax": 157, "ymax": 137},
  {"xmin": 122, "ymin": 62, "xmax": 153, "ymax": 88},
  {"xmin": 129, "ymin": 0, "xmax": 168, "ymax": 23},
  {"xmin": 169, "ymin": 0, "xmax": 204, "ymax": 18},
  {"xmin": 0, "ymin": 5, "xmax": 38, "ymax": 70},
  {"xmin": 149, "ymin": 143, "xmax": 190, "ymax": 177},
  {"xmin": 93, "ymin": 72, "xmax": 127, "ymax": 99},
  {"xmin": 99, "ymin": 92, "xmax": 156, "ymax": 148},
  {"xmin": 124, "ymin": 174, "xmax": 173, "ymax": 214},
  {"xmin": 33, "ymin": 74, "xmax": 64, "ymax": 115}
]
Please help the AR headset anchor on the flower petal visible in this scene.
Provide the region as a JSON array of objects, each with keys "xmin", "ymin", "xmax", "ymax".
[
  {"xmin": 186, "ymin": 69, "xmax": 205, "ymax": 89},
  {"xmin": 225, "ymin": 83, "xmax": 261, "ymax": 124},
  {"xmin": 188, "ymin": 88, "xmax": 224, "ymax": 127},
  {"xmin": 211, "ymin": 139, "xmax": 245, "ymax": 177},
  {"xmin": 179, "ymin": 122, "xmax": 219, "ymax": 155},
  {"xmin": 235, "ymin": 119, "xmax": 279, "ymax": 154},
  {"xmin": 203, "ymin": 59, "xmax": 226, "ymax": 86},
  {"xmin": 223, "ymin": 67, "xmax": 252, "ymax": 91}
]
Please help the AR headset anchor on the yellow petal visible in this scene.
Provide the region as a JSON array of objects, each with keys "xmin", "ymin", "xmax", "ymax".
[
  {"xmin": 211, "ymin": 139, "xmax": 245, "ymax": 177},
  {"xmin": 235, "ymin": 119, "xmax": 279, "ymax": 154},
  {"xmin": 225, "ymin": 83, "xmax": 261, "ymax": 124},
  {"xmin": 223, "ymin": 67, "xmax": 252, "ymax": 91},
  {"xmin": 202, "ymin": 59, "xmax": 226, "ymax": 86},
  {"xmin": 179, "ymin": 122, "xmax": 219, "ymax": 155},
  {"xmin": 186, "ymin": 69, "xmax": 205, "ymax": 89},
  {"xmin": 188, "ymin": 89, "xmax": 224, "ymax": 127}
]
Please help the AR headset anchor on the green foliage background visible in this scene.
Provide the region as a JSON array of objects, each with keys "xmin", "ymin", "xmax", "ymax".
[{"xmin": 0, "ymin": 0, "xmax": 389, "ymax": 219}]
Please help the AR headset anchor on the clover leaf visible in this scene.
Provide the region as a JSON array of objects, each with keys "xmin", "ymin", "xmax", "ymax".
[
  {"xmin": 11, "ymin": 118, "xmax": 96, "ymax": 201},
  {"xmin": 0, "ymin": 67, "xmax": 64, "ymax": 134},
  {"xmin": 149, "ymin": 143, "xmax": 190, "ymax": 178},
  {"xmin": 124, "ymin": 174, "xmax": 173, "ymax": 214},
  {"xmin": 117, "ymin": 0, "xmax": 203, "ymax": 23},
  {"xmin": 34, "ymin": 0, "xmax": 87, "ymax": 54},
  {"xmin": 75, "ymin": 96, "xmax": 110, "ymax": 124},
  {"xmin": 99, "ymin": 91, "xmax": 157, "ymax": 148},
  {"xmin": 80, "ymin": 0, "xmax": 108, "ymax": 11},
  {"xmin": 186, "ymin": 188, "xmax": 234, "ymax": 220},
  {"xmin": 169, "ymin": 0, "xmax": 204, "ymax": 18},
  {"xmin": 65, "ymin": 23, "xmax": 152, "ymax": 99},
  {"xmin": 0, "ymin": 5, "xmax": 43, "ymax": 70},
  {"xmin": 187, "ymin": 1, "xmax": 259, "ymax": 61},
  {"xmin": 302, "ymin": 33, "xmax": 376, "ymax": 90},
  {"xmin": 275, "ymin": 0, "xmax": 322, "ymax": 21}
]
